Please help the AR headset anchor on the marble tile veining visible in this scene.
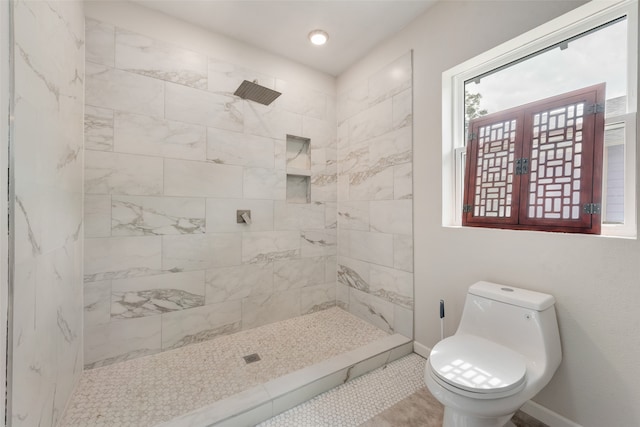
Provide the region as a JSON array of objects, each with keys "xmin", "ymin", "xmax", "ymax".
[
  {"xmin": 84, "ymin": 236, "xmax": 162, "ymax": 283},
  {"xmin": 161, "ymin": 301, "xmax": 242, "ymax": 350},
  {"xmin": 111, "ymin": 271, "xmax": 206, "ymax": 319},
  {"xmin": 208, "ymin": 58, "xmax": 276, "ymax": 95},
  {"xmin": 83, "ymin": 16, "xmax": 340, "ymax": 368},
  {"xmin": 242, "ymin": 231, "xmax": 300, "ymax": 264},
  {"xmin": 162, "ymin": 233, "xmax": 242, "ymax": 272},
  {"xmin": 84, "ymin": 315, "xmax": 162, "ymax": 369},
  {"xmin": 348, "ymin": 288, "xmax": 395, "ymax": 333},
  {"xmin": 111, "ymin": 195, "xmax": 205, "ymax": 236},
  {"xmin": 300, "ymin": 229, "xmax": 337, "ymax": 258},
  {"xmin": 85, "ymin": 62, "xmax": 164, "ymax": 117},
  {"xmin": 165, "ymin": 81, "xmax": 243, "ymax": 131},
  {"xmin": 112, "ymin": 287, "xmax": 204, "ymax": 318},
  {"xmin": 113, "ymin": 112, "xmax": 207, "ymax": 161},
  {"xmin": 205, "ymin": 263, "xmax": 274, "ymax": 304},
  {"xmin": 11, "ymin": 1, "xmax": 85, "ymax": 423},
  {"xmin": 84, "ymin": 280, "xmax": 111, "ymax": 328},
  {"xmin": 244, "ymin": 167, "xmax": 287, "ymax": 200},
  {"xmin": 164, "ymin": 158, "xmax": 243, "ymax": 198},
  {"xmin": 84, "ymin": 105, "xmax": 114, "ymax": 151},
  {"xmin": 84, "ymin": 195, "xmax": 111, "ymax": 238},
  {"xmin": 85, "ymin": 18, "xmax": 115, "ymax": 67},
  {"xmin": 84, "ymin": 150, "xmax": 164, "ymax": 196},
  {"xmin": 207, "ymin": 127, "xmax": 275, "ymax": 168},
  {"xmin": 337, "ymin": 50, "xmax": 413, "ymax": 339},
  {"xmin": 115, "ymin": 28, "xmax": 208, "ymax": 89}
]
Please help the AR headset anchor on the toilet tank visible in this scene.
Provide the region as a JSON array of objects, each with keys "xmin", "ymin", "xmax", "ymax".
[{"xmin": 456, "ymin": 281, "xmax": 561, "ymax": 368}]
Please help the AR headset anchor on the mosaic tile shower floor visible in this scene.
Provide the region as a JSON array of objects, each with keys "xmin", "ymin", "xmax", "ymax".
[{"xmin": 60, "ymin": 307, "xmax": 389, "ymax": 426}]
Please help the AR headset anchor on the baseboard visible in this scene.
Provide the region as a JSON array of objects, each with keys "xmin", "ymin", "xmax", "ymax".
[
  {"xmin": 412, "ymin": 341, "xmax": 431, "ymax": 359},
  {"xmin": 521, "ymin": 400, "xmax": 583, "ymax": 427}
]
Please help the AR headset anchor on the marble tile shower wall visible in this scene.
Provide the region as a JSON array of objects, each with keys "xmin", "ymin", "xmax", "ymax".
[
  {"xmin": 11, "ymin": 1, "xmax": 85, "ymax": 425},
  {"xmin": 336, "ymin": 52, "xmax": 414, "ymax": 337},
  {"xmin": 83, "ymin": 19, "xmax": 337, "ymax": 368}
]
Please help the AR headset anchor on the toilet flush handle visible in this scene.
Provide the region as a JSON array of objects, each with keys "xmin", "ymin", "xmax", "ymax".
[{"xmin": 440, "ymin": 300, "xmax": 445, "ymax": 340}]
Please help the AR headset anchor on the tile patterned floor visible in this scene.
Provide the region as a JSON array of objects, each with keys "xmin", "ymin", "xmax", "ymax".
[
  {"xmin": 60, "ymin": 307, "xmax": 389, "ymax": 426},
  {"xmin": 259, "ymin": 353, "xmax": 427, "ymax": 427},
  {"xmin": 260, "ymin": 354, "xmax": 548, "ymax": 427}
]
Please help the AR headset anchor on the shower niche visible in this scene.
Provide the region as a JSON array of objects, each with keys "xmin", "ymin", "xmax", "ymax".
[{"xmin": 286, "ymin": 134, "xmax": 311, "ymax": 203}]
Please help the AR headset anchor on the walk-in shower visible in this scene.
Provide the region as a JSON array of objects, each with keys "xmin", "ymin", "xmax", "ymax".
[{"xmin": 6, "ymin": 1, "xmax": 414, "ymax": 425}]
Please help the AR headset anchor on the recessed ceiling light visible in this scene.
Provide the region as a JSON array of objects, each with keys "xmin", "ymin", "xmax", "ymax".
[{"xmin": 308, "ymin": 29, "xmax": 329, "ymax": 46}]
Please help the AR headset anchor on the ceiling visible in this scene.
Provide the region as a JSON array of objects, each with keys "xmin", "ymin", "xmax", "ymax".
[{"xmin": 130, "ymin": 0, "xmax": 436, "ymax": 76}]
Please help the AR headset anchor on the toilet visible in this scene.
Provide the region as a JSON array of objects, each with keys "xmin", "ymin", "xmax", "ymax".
[{"xmin": 424, "ymin": 281, "xmax": 562, "ymax": 427}]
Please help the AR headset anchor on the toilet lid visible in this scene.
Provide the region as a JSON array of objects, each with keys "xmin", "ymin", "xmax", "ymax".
[{"xmin": 429, "ymin": 334, "xmax": 527, "ymax": 395}]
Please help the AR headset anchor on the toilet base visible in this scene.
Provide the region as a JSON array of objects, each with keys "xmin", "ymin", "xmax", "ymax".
[{"xmin": 443, "ymin": 407, "xmax": 516, "ymax": 427}]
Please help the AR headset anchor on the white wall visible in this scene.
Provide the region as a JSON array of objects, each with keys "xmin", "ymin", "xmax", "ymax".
[
  {"xmin": 10, "ymin": 0, "xmax": 85, "ymax": 425},
  {"xmin": 339, "ymin": 1, "xmax": 640, "ymax": 426}
]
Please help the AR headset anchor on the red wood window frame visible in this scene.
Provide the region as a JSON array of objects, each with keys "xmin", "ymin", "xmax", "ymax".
[{"xmin": 463, "ymin": 83, "xmax": 606, "ymax": 234}]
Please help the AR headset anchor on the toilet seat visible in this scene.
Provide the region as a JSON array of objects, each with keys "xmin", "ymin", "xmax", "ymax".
[{"xmin": 429, "ymin": 334, "xmax": 527, "ymax": 399}]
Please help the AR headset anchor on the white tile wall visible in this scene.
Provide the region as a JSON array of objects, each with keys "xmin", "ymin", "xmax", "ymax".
[
  {"xmin": 207, "ymin": 127, "xmax": 275, "ymax": 168},
  {"xmin": 163, "ymin": 159, "xmax": 243, "ymax": 198},
  {"xmin": 162, "ymin": 233, "xmax": 242, "ymax": 271},
  {"xmin": 111, "ymin": 195, "xmax": 206, "ymax": 236},
  {"xmin": 205, "ymin": 198, "xmax": 275, "ymax": 233},
  {"xmin": 336, "ymin": 52, "xmax": 414, "ymax": 337},
  {"xmin": 85, "ymin": 105, "xmax": 114, "ymax": 150},
  {"xmin": 274, "ymin": 201, "xmax": 325, "ymax": 230},
  {"xmin": 85, "ymin": 150, "xmax": 164, "ymax": 196},
  {"xmin": 84, "ymin": 236, "xmax": 163, "ymax": 282},
  {"xmin": 273, "ymin": 257, "xmax": 326, "ymax": 291},
  {"xmin": 84, "ymin": 316, "xmax": 162, "ymax": 368},
  {"xmin": 86, "ymin": 62, "xmax": 165, "ymax": 117},
  {"xmin": 244, "ymin": 167, "xmax": 287, "ymax": 200},
  {"xmin": 83, "ymin": 18, "xmax": 338, "ymax": 367},
  {"xmin": 205, "ymin": 263, "xmax": 274, "ymax": 304},
  {"xmin": 241, "ymin": 290, "xmax": 302, "ymax": 329},
  {"xmin": 161, "ymin": 301, "xmax": 242, "ymax": 350},
  {"xmin": 369, "ymin": 199, "xmax": 413, "ymax": 236},
  {"xmin": 82, "ymin": 18, "xmax": 413, "ymax": 370},
  {"xmin": 111, "ymin": 270, "xmax": 206, "ymax": 319},
  {"xmin": 85, "ymin": 18, "xmax": 115, "ymax": 66},
  {"xmin": 300, "ymin": 229, "xmax": 337, "ymax": 258},
  {"xmin": 165, "ymin": 82, "xmax": 243, "ymax": 131},
  {"xmin": 113, "ymin": 112, "xmax": 207, "ymax": 161},
  {"xmin": 84, "ymin": 195, "xmax": 112, "ymax": 237},
  {"xmin": 208, "ymin": 58, "xmax": 276, "ymax": 94},
  {"xmin": 84, "ymin": 280, "xmax": 112, "ymax": 328},
  {"xmin": 115, "ymin": 28, "xmax": 208, "ymax": 89},
  {"xmin": 242, "ymin": 231, "xmax": 300, "ymax": 264}
]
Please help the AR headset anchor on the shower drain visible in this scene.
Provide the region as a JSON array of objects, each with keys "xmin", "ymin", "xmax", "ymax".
[{"xmin": 243, "ymin": 353, "xmax": 261, "ymax": 364}]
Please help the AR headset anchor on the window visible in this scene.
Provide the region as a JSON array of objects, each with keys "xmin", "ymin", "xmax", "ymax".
[
  {"xmin": 443, "ymin": 0, "xmax": 638, "ymax": 237},
  {"xmin": 464, "ymin": 84, "xmax": 605, "ymax": 234}
]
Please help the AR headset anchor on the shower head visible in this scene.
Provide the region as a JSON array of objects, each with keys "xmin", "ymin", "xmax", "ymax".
[{"xmin": 234, "ymin": 80, "xmax": 282, "ymax": 106}]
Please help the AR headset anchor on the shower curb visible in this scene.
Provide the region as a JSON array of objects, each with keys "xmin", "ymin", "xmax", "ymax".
[{"xmin": 157, "ymin": 333, "xmax": 413, "ymax": 427}]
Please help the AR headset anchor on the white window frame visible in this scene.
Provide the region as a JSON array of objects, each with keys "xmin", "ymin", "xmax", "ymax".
[{"xmin": 442, "ymin": 0, "xmax": 638, "ymax": 237}]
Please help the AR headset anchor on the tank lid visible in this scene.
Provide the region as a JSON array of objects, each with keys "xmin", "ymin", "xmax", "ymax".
[{"xmin": 468, "ymin": 281, "xmax": 555, "ymax": 311}]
